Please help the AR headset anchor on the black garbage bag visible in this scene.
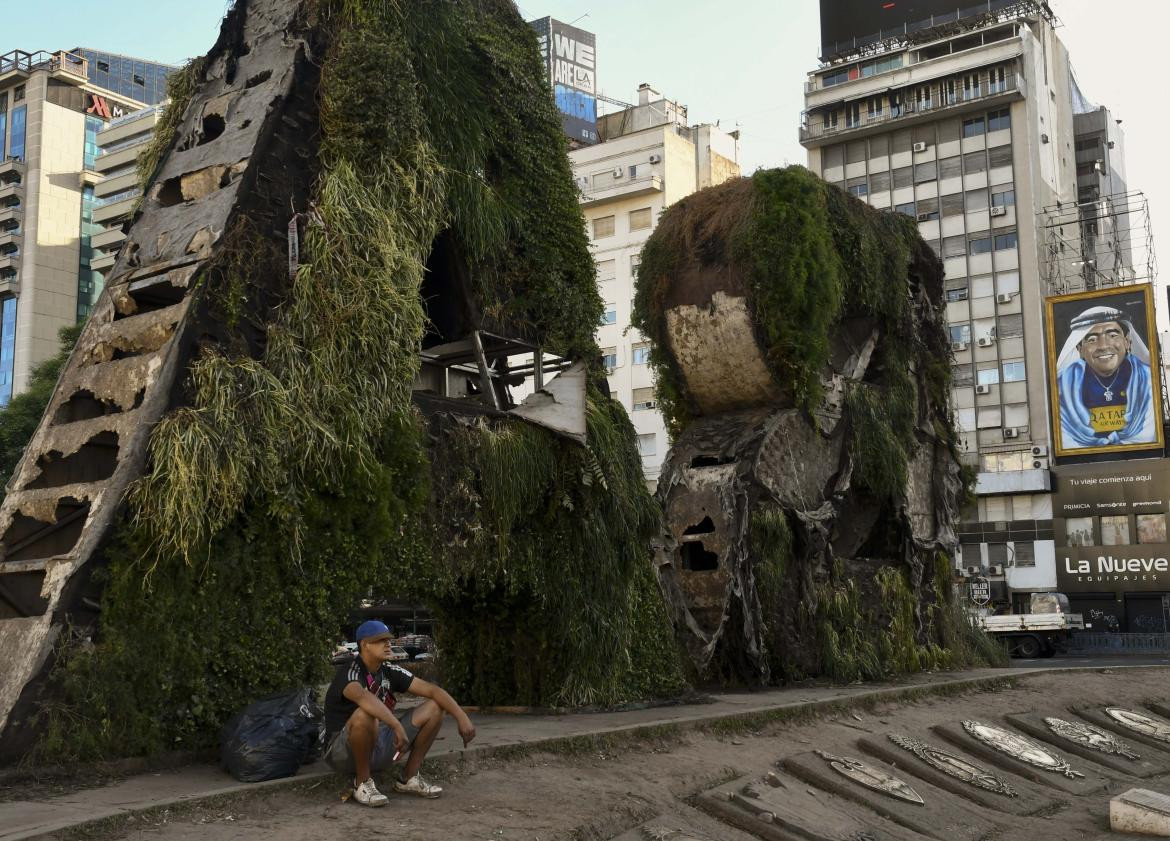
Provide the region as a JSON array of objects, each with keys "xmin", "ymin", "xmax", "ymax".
[{"xmin": 220, "ymin": 687, "xmax": 324, "ymax": 782}]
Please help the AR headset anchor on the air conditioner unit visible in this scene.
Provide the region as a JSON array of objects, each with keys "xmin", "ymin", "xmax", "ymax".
[
  {"xmin": 996, "ymin": 292, "xmax": 1013, "ymax": 303},
  {"xmin": 975, "ymin": 384, "xmax": 991, "ymax": 395},
  {"xmin": 912, "ymin": 141, "xmax": 928, "ymax": 152},
  {"xmin": 1003, "ymin": 427, "xmax": 1019, "ymax": 439},
  {"xmin": 648, "ymin": 153, "xmax": 662, "ymax": 164},
  {"xmin": 977, "ymin": 336, "xmax": 994, "ymax": 347},
  {"xmin": 612, "ymin": 167, "xmax": 625, "ymax": 178},
  {"xmin": 951, "ymin": 341, "xmax": 969, "ymax": 351},
  {"xmin": 988, "ymin": 564, "xmax": 1004, "ymax": 576},
  {"xmin": 965, "ymin": 565, "xmax": 981, "ymax": 576},
  {"xmin": 1031, "ymin": 444, "xmax": 1048, "ymax": 457},
  {"xmin": 1033, "ymin": 457, "xmax": 1050, "ymax": 470},
  {"xmin": 990, "ymin": 206, "xmax": 1008, "ymax": 217},
  {"xmin": 916, "ymin": 212, "xmax": 932, "ymax": 222}
]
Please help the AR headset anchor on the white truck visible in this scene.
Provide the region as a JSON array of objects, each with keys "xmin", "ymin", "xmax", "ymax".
[{"xmin": 975, "ymin": 592, "xmax": 1085, "ymax": 658}]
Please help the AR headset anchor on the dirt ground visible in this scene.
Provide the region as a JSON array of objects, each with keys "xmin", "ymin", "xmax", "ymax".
[{"xmin": 67, "ymin": 669, "xmax": 1170, "ymax": 841}]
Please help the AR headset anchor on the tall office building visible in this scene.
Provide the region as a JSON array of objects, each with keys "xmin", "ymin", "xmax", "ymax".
[
  {"xmin": 69, "ymin": 49, "xmax": 174, "ymax": 106},
  {"xmin": 570, "ymin": 84, "xmax": 740, "ymax": 486},
  {"xmin": 0, "ymin": 49, "xmax": 151, "ymax": 404},
  {"xmin": 801, "ymin": 2, "xmax": 1083, "ymax": 599}
]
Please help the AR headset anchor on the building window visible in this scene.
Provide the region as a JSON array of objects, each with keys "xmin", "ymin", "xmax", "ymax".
[
  {"xmin": 962, "ymin": 73, "xmax": 983, "ymax": 101},
  {"xmin": 601, "ymin": 347, "xmax": 617, "ymax": 371},
  {"xmin": 942, "ymin": 235, "xmax": 966, "ymax": 258},
  {"xmin": 97, "ymin": 60, "xmax": 110, "ymax": 72},
  {"xmin": 988, "ymin": 67, "xmax": 1008, "ymax": 95},
  {"xmin": 913, "ymin": 161, "xmax": 937, "ymax": 184},
  {"xmin": 1101, "ymin": 515, "xmax": 1131, "ymax": 546},
  {"xmin": 1014, "ymin": 541, "xmax": 1035, "ymax": 567},
  {"xmin": 869, "ymin": 170, "xmax": 891, "ymax": 192},
  {"xmin": 823, "ymin": 68, "xmax": 850, "ymax": 87},
  {"xmin": 991, "ymin": 188, "xmax": 1015, "ymax": 208},
  {"xmin": 847, "ymin": 177, "xmax": 868, "ymax": 198},
  {"xmin": 945, "ymin": 280, "xmax": 968, "ymax": 302},
  {"xmin": 988, "ymin": 145, "xmax": 1012, "ymax": 169},
  {"xmin": 846, "ymin": 102, "xmax": 861, "ymax": 128},
  {"xmin": 629, "ymin": 207, "xmax": 652, "ymax": 231},
  {"xmin": 941, "ymin": 193, "xmax": 964, "ymax": 217},
  {"xmin": 996, "ymin": 314, "xmax": 1023, "ymax": 339},
  {"xmin": 596, "ymin": 259, "xmax": 615, "ymax": 282},
  {"xmin": 949, "ymin": 324, "xmax": 971, "ymax": 344},
  {"xmin": 977, "ymin": 366, "xmax": 1000, "ymax": 386},
  {"xmin": 891, "ymin": 166, "xmax": 912, "ymax": 189},
  {"xmin": 866, "ymin": 96, "xmax": 884, "ymax": 121},
  {"xmin": 916, "ymin": 197, "xmax": 939, "ymax": 220},
  {"xmin": 960, "ymin": 543, "xmax": 981, "ymax": 568},
  {"xmin": 13, "ymin": 86, "xmax": 24, "ymax": 103},
  {"xmin": 822, "ymin": 110, "xmax": 839, "ymax": 131},
  {"xmin": 600, "ymin": 304, "xmax": 617, "ymax": 326},
  {"xmin": 637, "ymin": 433, "xmax": 657, "ymax": 458},
  {"xmin": 969, "ymin": 236, "xmax": 993, "ymax": 255},
  {"xmin": 894, "ymin": 202, "xmax": 916, "ymax": 217},
  {"xmin": 982, "ymin": 450, "xmax": 1027, "ymax": 472},
  {"xmin": 938, "ymin": 156, "xmax": 961, "ymax": 181},
  {"xmin": 592, "ymin": 215, "xmax": 615, "ymax": 238},
  {"xmin": 963, "ymin": 150, "xmax": 987, "ymax": 174},
  {"xmin": 1002, "ymin": 360, "xmax": 1026, "ymax": 382},
  {"xmin": 1066, "ymin": 516, "xmax": 1094, "ymax": 547},
  {"xmin": 915, "ymin": 85, "xmax": 933, "ymax": 111},
  {"xmin": 8, "ymin": 105, "xmax": 26, "ymax": 161},
  {"xmin": 987, "ymin": 543, "xmax": 1008, "ymax": 564},
  {"xmin": 953, "ymin": 363, "xmax": 974, "ymax": 387},
  {"xmin": 988, "ymin": 108, "xmax": 1011, "ymax": 132},
  {"xmin": 994, "ymin": 231, "xmax": 1018, "ymax": 251},
  {"xmin": 0, "ymin": 296, "xmax": 15, "ymax": 407},
  {"xmin": 1137, "ymin": 514, "xmax": 1167, "ymax": 544},
  {"xmin": 632, "ymin": 342, "xmax": 651, "ymax": 364},
  {"xmin": 632, "ymin": 387, "xmax": 655, "ymax": 411},
  {"xmin": 962, "ymin": 116, "xmax": 985, "ymax": 138}
]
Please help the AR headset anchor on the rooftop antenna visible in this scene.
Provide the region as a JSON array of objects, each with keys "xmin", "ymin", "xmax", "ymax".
[{"xmin": 569, "ymin": 12, "xmax": 590, "ymax": 25}]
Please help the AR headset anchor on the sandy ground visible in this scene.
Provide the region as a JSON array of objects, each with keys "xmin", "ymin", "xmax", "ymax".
[{"xmin": 72, "ymin": 668, "xmax": 1170, "ymax": 841}]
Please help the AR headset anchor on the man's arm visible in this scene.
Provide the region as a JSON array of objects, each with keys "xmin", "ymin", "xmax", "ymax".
[
  {"xmin": 407, "ymin": 678, "xmax": 476, "ymax": 746},
  {"xmin": 342, "ymin": 682, "xmax": 409, "ymax": 751}
]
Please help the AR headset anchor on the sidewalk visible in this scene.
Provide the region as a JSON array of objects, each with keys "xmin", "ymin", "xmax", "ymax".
[{"xmin": 0, "ymin": 663, "xmax": 1148, "ymax": 841}]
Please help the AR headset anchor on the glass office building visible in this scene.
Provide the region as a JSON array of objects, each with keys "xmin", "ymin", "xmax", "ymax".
[{"xmin": 70, "ymin": 49, "xmax": 174, "ymax": 105}]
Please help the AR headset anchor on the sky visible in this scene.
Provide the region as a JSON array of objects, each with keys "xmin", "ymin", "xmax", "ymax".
[{"xmin": 5, "ymin": 0, "xmax": 1168, "ymax": 311}]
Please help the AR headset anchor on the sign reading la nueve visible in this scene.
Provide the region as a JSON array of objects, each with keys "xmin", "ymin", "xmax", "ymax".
[{"xmin": 1054, "ymin": 460, "xmax": 1170, "ymax": 592}]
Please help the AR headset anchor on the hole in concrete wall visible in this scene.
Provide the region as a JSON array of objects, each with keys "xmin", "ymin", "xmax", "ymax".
[
  {"xmin": 52, "ymin": 390, "xmax": 127, "ymax": 425},
  {"xmin": 197, "ymin": 113, "xmax": 226, "ymax": 146},
  {"xmin": 682, "ymin": 516, "xmax": 716, "ymax": 536},
  {"xmin": 690, "ymin": 454, "xmax": 735, "ymax": 468},
  {"xmin": 113, "ymin": 277, "xmax": 187, "ymax": 321},
  {"xmin": 2, "ymin": 498, "xmax": 90, "ymax": 563},
  {"xmin": 0, "ymin": 570, "xmax": 49, "ymax": 618},
  {"xmin": 27, "ymin": 431, "xmax": 119, "ymax": 490},
  {"xmin": 680, "ymin": 541, "xmax": 719, "ymax": 571},
  {"xmin": 420, "ymin": 229, "xmax": 473, "ymax": 350},
  {"xmin": 156, "ymin": 176, "xmax": 184, "ymax": 207},
  {"xmin": 245, "ymin": 69, "xmax": 272, "ymax": 88}
]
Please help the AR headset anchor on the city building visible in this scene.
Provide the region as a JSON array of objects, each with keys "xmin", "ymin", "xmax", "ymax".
[
  {"xmin": 801, "ymin": 1, "xmax": 1165, "ymax": 628},
  {"xmin": 0, "ymin": 49, "xmax": 153, "ymax": 404},
  {"xmin": 69, "ymin": 49, "xmax": 173, "ymax": 106},
  {"xmin": 570, "ymin": 84, "xmax": 740, "ymax": 486},
  {"xmin": 90, "ymin": 106, "xmax": 162, "ymax": 277}
]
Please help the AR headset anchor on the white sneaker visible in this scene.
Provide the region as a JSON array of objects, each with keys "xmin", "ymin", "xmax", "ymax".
[
  {"xmin": 394, "ymin": 773, "xmax": 442, "ymax": 798},
  {"xmin": 353, "ymin": 777, "xmax": 389, "ymax": 807}
]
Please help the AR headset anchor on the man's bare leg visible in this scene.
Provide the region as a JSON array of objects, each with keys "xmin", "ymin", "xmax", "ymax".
[
  {"xmin": 402, "ymin": 700, "xmax": 445, "ymax": 780},
  {"xmin": 346, "ymin": 708, "xmax": 377, "ymax": 782}
]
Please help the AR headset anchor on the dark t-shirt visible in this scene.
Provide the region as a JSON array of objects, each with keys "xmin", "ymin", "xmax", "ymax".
[{"xmin": 324, "ymin": 656, "xmax": 415, "ymax": 735}]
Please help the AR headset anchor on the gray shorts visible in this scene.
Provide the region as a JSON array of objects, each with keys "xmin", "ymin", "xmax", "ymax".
[{"xmin": 325, "ymin": 707, "xmax": 421, "ymax": 774}]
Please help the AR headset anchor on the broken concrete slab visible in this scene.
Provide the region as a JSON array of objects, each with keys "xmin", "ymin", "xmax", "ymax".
[
  {"xmin": 780, "ymin": 750, "xmax": 1005, "ymax": 840},
  {"xmin": 509, "ymin": 361, "xmax": 586, "ymax": 443},
  {"xmin": 698, "ymin": 768, "xmax": 935, "ymax": 841},
  {"xmin": 1005, "ymin": 711, "xmax": 1170, "ymax": 778},
  {"xmin": 1111, "ymin": 787, "xmax": 1170, "ymax": 837},
  {"xmin": 857, "ymin": 733, "xmax": 1066, "ymax": 816},
  {"xmin": 931, "ymin": 721, "xmax": 1111, "ymax": 796}
]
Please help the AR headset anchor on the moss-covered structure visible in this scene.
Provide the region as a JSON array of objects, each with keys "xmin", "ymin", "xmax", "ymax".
[
  {"xmin": 0, "ymin": 0, "xmax": 682, "ymax": 762},
  {"xmin": 633, "ymin": 167, "xmax": 1002, "ymax": 684}
]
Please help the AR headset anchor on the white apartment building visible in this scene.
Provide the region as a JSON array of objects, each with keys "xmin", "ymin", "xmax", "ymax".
[
  {"xmin": 570, "ymin": 84, "xmax": 740, "ymax": 487},
  {"xmin": 91, "ymin": 105, "xmax": 160, "ymax": 276},
  {"xmin": 800, "ymin": 2, "xmax": 1083, "ymax": 601}
]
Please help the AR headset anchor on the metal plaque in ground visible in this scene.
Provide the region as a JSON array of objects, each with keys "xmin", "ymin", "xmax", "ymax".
[
  {"xmin": 697, "ymin": 768, "xmax": 935, "ymax": 841},
  {"xmin": 1072, "ymin": 705, "xmax": 1170, "ymax": 754},
  {"xmin": 1004, "ymin": 711, "xmax": 1170, "ymax": 778},
  {"xmin": 931, "ymin": 721, "xmax": 1111, "ymax": 796},
  {"xmin": 781, "ymin": 750, "xmax": 1007, "ymax": 840},
  {"xmin": 857, "ymin": 734, "xmax": 1066, "ymax": 816}
]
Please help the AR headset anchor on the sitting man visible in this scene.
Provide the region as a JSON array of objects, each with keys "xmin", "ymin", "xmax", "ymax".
[{"xmin": 323, "ymin": 620, "xmax": 476, "ymax": 806}]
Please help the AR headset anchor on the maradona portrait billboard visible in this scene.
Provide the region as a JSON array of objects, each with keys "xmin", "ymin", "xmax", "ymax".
[{"xmin": 1044, "ymin": 285, "xmax": 1164, "ymax": 458}]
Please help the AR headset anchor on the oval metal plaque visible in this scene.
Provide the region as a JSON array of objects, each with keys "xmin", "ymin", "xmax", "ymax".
[
  {"xmin": 889, "ymin": 734, "xmax": 1018, "ymax": 796},
  {"xmin": 815, "ymin": 750, "xmax": 925, "ymax": 805},
  {"xmin": 1044, "ymin": 716, "xmax": 1140, "ymax": 759},
  {"xmin": 1105, "ymin": 708, "xmax": 1170, "ymax": 744},
  {"xmin": 961, "ymin": 720, "xmax": 1084, "ymax": 779}
]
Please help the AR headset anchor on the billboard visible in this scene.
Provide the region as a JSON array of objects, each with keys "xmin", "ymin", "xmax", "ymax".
[
  {"xmin": 530, "ymin": 17, "xmax": 598, "ymax": 146},
  {"xmin": 1044, "ymin": 285, "xmax": 1163, "ymax": 458},
  {"xmin": 1053, "ymin": 460, "xmax": 1170, "ymax": 593},
  {"xmin": 818, "ymin": 0, "xmax": 1016, "ymax": 57}
]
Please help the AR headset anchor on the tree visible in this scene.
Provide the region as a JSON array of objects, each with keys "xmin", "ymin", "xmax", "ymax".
[{"xmin": 0, "ymin": 321, "xmax": 84, "ymax": 495}]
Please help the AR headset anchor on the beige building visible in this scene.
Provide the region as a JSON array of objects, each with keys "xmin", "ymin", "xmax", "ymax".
[
  {"xmin": 0, "ymin": 49, "xmax": 147, "ymax": 403},
  {"xmin": 800, "ymin": 3, "xmax": 1082, "ymax": 598},
  {"xmin": 570, "ymin": 84, "xmax": 740, "ymax": 485}
]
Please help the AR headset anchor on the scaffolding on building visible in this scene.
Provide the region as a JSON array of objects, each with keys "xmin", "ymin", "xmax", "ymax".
[{"xmin": 1039, "ymin": 190, "xmax": 1157, "ymax": 297}]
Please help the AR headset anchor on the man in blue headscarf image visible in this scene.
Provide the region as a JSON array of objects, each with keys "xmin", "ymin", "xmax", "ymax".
[{"xmin": 1056, "ymin": 304, "xmax": 1156, "ymax": 449}]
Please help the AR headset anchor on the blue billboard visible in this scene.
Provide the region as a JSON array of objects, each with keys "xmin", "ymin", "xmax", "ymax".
[{"xmin": 530, "ymin": 17, "xmax": 598, "ymax": 146}]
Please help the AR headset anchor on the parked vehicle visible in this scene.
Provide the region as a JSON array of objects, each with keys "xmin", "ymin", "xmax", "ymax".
[
  {"xmin": 976, "ymin": 593, "xmax": 1084, "ymax": 658},
  {"xmin": 330, "ymin": 641, "xmax": 358, "ymax": 665}
]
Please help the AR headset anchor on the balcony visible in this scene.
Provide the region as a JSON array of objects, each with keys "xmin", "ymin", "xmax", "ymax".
[
  {"xmin": 0, "ymin": 231, "xmax": 20, "ymax": 252},
  {"xmin": 91, "ymin": 226, "xmax": 126, "ymax": 251},
  {"xmin": 0, "ymin": 207, "xmax": 20, "ymax": 230},
  {"xmin": 0, "ymin": 158, "xmax": 24, "ymax": 184},
  {"xmin": 92, "ymin": 196, "xmax": 138, "ymax": 225},
  {"xmin": 91, "ymin": 251, "xmax": 117, "ymax": 273},
  {"xmin": 800, "ymin": 74, "xmax": 1025, "ymax": 146},
  {"xmin": 975, "ymin": 467, "xmax": 1051, "ymax": 496},
  {"xmin": 0, "ymin": 253, "xmax": 20, "ymax": 274},
  {"xmin": 579, "ymin": 173, "xmax": 663, "ymax": 208},
  {"xmin": 0, "ymin": 182, "xmax": 22, "ymax": 204},
  {"xmin": 0, "ymin": 49, "xmax": 87, "ymax": 85}
]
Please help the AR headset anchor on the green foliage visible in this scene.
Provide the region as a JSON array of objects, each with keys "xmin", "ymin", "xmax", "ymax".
[
  {"xmin": 136, "ymin": 58, "xmax": 205, "ymax": 190},
  {"xmin": 930, "ymin": 552, "xmax": 1009, "ymax": 668},
  {"xmin": 845, "ymin": 380, "xmax": 911, "ymax": 502},
  {"xmin": 0, "ymin": 322, "xmax": 83, "ymax": 496},
  {"xmin": 751, "ymin": 506, "xmax": 796, "ymax": 678}
]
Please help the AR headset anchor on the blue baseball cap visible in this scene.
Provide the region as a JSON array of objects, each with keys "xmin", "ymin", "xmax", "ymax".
[{"xmin": 355, "ymin": 620, "xmax": 392, "ymax": 643}]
